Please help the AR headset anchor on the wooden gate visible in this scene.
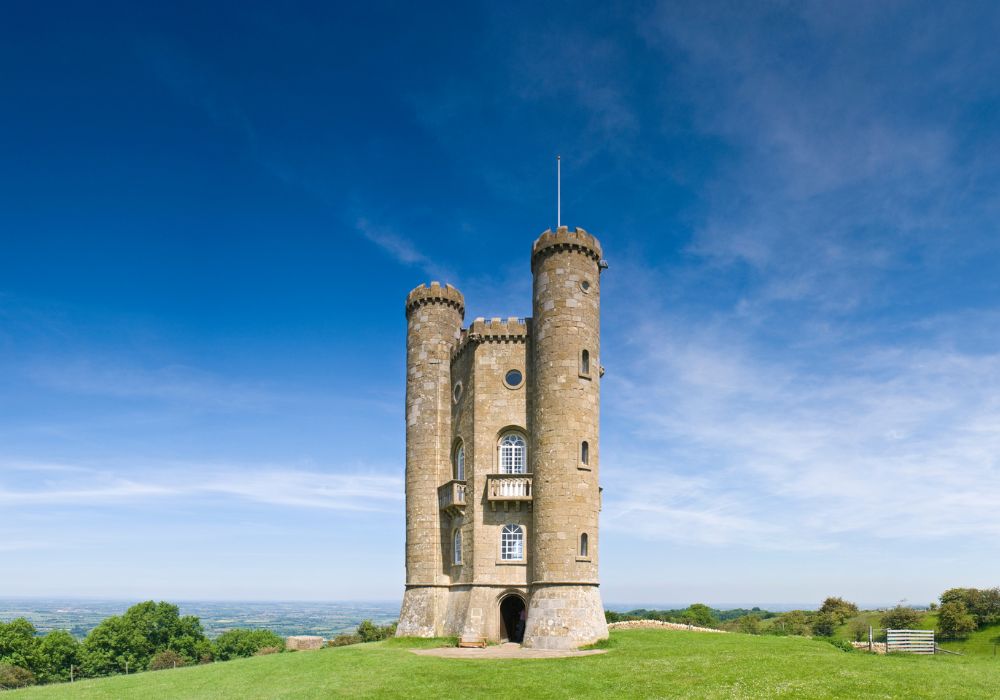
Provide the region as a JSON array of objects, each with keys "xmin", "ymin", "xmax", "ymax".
[{"xmin": 886, "ymin": 629, "xmax": 935, "ymax": 654}]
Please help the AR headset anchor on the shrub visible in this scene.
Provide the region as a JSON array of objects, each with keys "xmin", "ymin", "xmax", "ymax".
[
  {"xmin": 254, "ymin": 646, "xmax": 281, "ymax": 656},
  {"xmin": 149, "ymin": 650, "xmax": 186, "ymax": 671},
  {"xmin": 824, "ymin": 638, "xmax": 855, "ymax": 653},
  {"xmin": 735, "ymin": 615, "xmax": 762, "ymax": 635},
  {"xmin": 818, "ymin": 597, "xmax": 859, "ymax": 625},
  {"xmin": 680, "ymin": 604, "xmax": 718, "ymax": 628},
  {"xmin": 880, "ymin": 606, "xmax": 922, "ymax": 630},
  {"xmin": 328, "ymin": 634, "xmax": 362, "ymax": 647},
  {"xmin": 213, "ymin": 629, "xmax": 285, "ymax": 661},
  {"xmin": 770, "ymin": 610, "xmax": 810, "ymax": 636},
  {"xmin": 356, "ymin": 620, "xmax": 397, "ymax": 643},
  {"xmin": 937, "ymin": 601, "xmax": 977, "ymax": 640},
  {"xmin": 0, "ymin": 663, "xmax": 36, "ymax": 689},
  {"xmin": 848, "ymin": 619, "xmax": 870, "ymax": 642}
]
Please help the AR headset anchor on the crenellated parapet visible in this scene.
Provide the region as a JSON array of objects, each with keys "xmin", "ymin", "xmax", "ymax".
[
  {"xmin": 452, "ymin": 316, "xmax": 529, "ymax": 361},
  {"xmin": 405, "ymin": 282, "xmax": 465, "ymax": 319},
  {"xmin": 531, "ymin": 227, "xmax": 603, "ymax": 270}
]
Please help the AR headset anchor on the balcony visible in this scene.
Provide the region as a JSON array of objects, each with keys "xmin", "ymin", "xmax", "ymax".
[
  {"xmin": 486, "ymin": 473, "xmax": 533, "ymax": 511},
  {"xmin": 438, "ymin": 479, "xmax": 467, "ymax": 516}
]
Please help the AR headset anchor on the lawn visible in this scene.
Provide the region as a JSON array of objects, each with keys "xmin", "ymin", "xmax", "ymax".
[{"xmin": 10, "ymin": 629, "xmax": 1000, "ymax": 699}]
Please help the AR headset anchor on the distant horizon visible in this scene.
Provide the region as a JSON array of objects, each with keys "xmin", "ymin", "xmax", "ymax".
[{"xmin": 0, "ymin": 596, "xmax": 934, "ymax": 612}]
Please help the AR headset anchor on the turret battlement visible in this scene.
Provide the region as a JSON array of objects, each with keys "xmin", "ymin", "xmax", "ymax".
[
  {"xmin": 531, "ymin": 227, "xmax": 603, "ymax": 268},
  {"xmin": 452, "ymin": 316, "xmax": 529, "ymax": 361},
  {"xmin": 405, "ymin": 281, "xmax": 465, "ymax": 318}
]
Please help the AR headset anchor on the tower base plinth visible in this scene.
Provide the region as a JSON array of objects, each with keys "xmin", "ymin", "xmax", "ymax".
[
  {"xmin": 522, "ymin": 584, "xmax": 608, "ymax": 650},
  {"xmin": 396, "ymin": 586, "xmax": 448, "ymax": 637}
]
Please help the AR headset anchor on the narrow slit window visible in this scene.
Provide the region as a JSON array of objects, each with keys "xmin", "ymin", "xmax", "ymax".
[
  {"xmin": 580, "ymin": 533, "xmax": 589, "ymax": 558},
  {"xmin": 581, "ymin": 441, "xmax": 589, "ymax": 465},
  {"xmin": 454, "ymin": 529, "xmax": 462, "ymax": 565},
  {"xmin": 581, "ymin": 349, "xmax": 591, "ymax": 375},
  {"xmin": 454, "ymin": 442, "xmax": 465, "ymax": 480}
]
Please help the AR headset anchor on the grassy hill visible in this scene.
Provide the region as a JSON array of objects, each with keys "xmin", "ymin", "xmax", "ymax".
[{"xmin": 10, "ymin": 629, "xmax": 1000, "ymax": 699}]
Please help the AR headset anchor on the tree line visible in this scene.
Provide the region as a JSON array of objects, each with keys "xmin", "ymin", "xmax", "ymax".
[
  {"xmin": 0, "ymin": 601, "xmax": 284, "ymax": 690},
  {"xmin": 604, "ymin": 586, "xmax": 1000, "ymax": 642}
]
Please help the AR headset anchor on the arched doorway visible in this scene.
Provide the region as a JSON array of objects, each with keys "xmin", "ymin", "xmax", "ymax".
[{"xmin": 499, "ymin": 594, "xmax": 526, "ymax": 643}]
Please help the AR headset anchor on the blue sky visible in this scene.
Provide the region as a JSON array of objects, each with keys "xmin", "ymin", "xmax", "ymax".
[{"xmin": 3, "ymin": 1, "xmax": 1000, "ymax": 607}]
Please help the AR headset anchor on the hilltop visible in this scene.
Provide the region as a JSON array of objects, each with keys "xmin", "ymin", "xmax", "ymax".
[{"xmin": 10, "ymin": 628, "xmax": 1000, "ymax": 699}]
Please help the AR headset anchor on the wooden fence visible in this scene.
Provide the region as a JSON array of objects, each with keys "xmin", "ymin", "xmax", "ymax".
[{"xmin": 886, "ymin": 629, "xmax": 935, "ymax": 654}]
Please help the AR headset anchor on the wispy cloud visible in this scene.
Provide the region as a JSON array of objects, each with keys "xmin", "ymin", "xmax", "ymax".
[
  {"xmin": 603, "ymin": 297, "xmax": 1000, "ymax": 549},
  {"xmin": 356, "ymin": 218, "xmax": 455, "ymax": 282},
  {"xmin": 26, "ymin": 360, "xmax": 279, "ymax": 411},
  {"xmin": 0, "ymin": 460, "xmax": 402, "ymax": 512}
]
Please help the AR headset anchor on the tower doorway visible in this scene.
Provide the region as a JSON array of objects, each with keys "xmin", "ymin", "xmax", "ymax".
[{"xmin": 499, "ymin": 594, "xmax": 526, "ymax": 643}]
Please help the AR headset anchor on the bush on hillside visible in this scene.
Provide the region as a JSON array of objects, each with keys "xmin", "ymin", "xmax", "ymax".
[
  {"xmin": 680, "ymin": 604, "xmax": 718, "ymax": 628},
  {"xmin": 36, "ymin": 630, "xmax": 81, "ymax": 683},
  {"xmin": 940, "ymin": 588, "xmax": 1000, "ymax": 628},
  {"xmin": 769, "ymin": 610, "xmax": 810, "ymax": 636},
  {"xmin": 254, "ymin": 646, "xmax": 281, "ymax": 656},
  {"xmin": 811, "ymin": 612, "xmax": 837, "ymax": 637},
  {"xmin": 848, "ymin": 619, "xmax": 870, "ymax": 642},
  {"xmin": 0, "ymin": 663, "xmax": 36, "ymax": 689},
  {"xmin": 328, "ymin": 634, "xmax": 362, "ymax": 647},
  {"xmin": 81, "ymin": 601, "xmax": 210, "ymax": 675},
  {"xmin": 149, "ymin": 650, "xmax": 186, "ymax": 671},
  {"xmin": 357, "ymin": 620, "xmax": 397, "ymax": 642},
  {"xmin": 735, "ymin": 615, "xmax": 762, "ymax": 635},
  {"xmin": 818, "ymin": 597, "xmax": 859, "ymax": 625},
  {"xmin": 880, "ymin": 606, "xmax": 922, "ymax": 630},
  {"xmin": 937, "ymin": 601, "xmax": 977, "ymax": 640},
  {"xmin": 824, "ymin": 638, "xmax": 855, "ymax": 652},
  {"xmin": 213, "ymin": 629, "xmax": 285, "ymax": 661}
]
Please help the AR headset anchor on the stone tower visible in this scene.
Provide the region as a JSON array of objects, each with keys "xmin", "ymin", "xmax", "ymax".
[{"xmin": 396, "ymin": 227, "xmax": 608, "ymax": 649}]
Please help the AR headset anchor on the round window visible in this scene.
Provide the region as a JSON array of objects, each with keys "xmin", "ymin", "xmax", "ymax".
[
  {"xmin": 580, "ymin": 280, "xmax": 591, "ymax": 293},
  {"xmin": 453, "ymin": 382, "xmax": 463, "ymax": 402},
  {"xmin": 504, "ymin": 369, "xmax": 523, "ymax": 388}
]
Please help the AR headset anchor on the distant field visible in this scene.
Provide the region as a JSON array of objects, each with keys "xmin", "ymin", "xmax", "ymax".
[
  {"xmin": 11, "ymin": 628, "xmax": 1000, "ymax": 699},
  {"xmin": 0, "ymin": 599, "xmax": 399, "ymax": 639}
]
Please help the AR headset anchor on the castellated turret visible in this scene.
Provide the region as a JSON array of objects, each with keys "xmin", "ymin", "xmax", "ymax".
[
  {"xmin": 396, "ymin": 230, "xmax": 608, "ymax": 648},
  {"xmin": 522, "ymin": 228, "xmax": 607, "ymax": 648},
  {"xmin": 397, "ymin": 282, "xmax": 464, "ymax": 636}
]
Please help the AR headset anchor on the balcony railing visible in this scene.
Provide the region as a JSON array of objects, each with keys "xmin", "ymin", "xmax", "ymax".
[
  {"xmin": 438, "ymin": 479, "xmax": 467, "ymax": 515},
  {"xmin": 486, "ymin": 473, "xmax": 533, "ymax": 511}
]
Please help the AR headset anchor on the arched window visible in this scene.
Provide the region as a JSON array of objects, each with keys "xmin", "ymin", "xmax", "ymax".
[
  {"xmin": 580, "ymin": 533, "xmax": 589, "ymax": 558},
  {"xmin": 454, "ymin": 442, "xmax": 465, "ymax": 481},
  {"xmin": 453, "ymin": 529, "xmax": 463, "ymax": 565},
  {"xmin": 581, "ymin": 441, "xmax": 589, "ymax": 465},
  {"xmin": 498, "ymin": 433, "xmax": 526, "ymax": 474},
  {"xmin": 581, "ymin": 349, "xmax": 591, "ymax": 375},
  {"xmin": 500, "ymin": 524, "xmax": 524, "ymax": 561}
]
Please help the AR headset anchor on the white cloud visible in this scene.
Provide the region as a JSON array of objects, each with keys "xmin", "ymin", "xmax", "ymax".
[{"xmin": 0, "ymin": 460, "xmax": 402, "ymax": 512}]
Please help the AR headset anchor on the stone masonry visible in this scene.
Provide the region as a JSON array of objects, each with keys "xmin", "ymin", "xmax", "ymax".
[{"xmin": 396, "ymin": 228, "xmax": 609, "ymax": 649}]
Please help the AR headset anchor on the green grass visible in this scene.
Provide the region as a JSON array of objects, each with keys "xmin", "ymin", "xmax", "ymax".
[
  {"xmin": 10, "ymin": 629, "xmax": 1000, "ymax": 699},
  {"xmin": 937, "ymin": 623, "xmax": 1000, "ymax": 656}
]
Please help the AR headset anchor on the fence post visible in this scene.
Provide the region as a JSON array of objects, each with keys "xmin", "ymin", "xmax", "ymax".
[{"xmin": 868, "ymin": 626, "xmax": 873, "ymax": 652}]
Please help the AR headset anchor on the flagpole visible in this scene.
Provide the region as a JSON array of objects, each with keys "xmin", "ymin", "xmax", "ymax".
[{"xmin": 557, "ymin": 155, "xmax": 561, "ymax": 228}]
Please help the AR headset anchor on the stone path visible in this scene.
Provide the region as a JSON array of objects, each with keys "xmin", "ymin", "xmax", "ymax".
[{"xmin": 411, "ymin": 642, "xmax": 607, "ymax": 659}]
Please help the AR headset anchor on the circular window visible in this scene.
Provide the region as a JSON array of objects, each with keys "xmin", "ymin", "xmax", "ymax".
[
  {"xmin": 504, "ymin": 369, "xmax": 523, "ymax": 389},
  {"xmin": 580, "ymin": 280, "xmax": 591, "ymax": 293},
  {"xmin": 453, "ymin": 381, "xmax": 463, "ymax": 403}
]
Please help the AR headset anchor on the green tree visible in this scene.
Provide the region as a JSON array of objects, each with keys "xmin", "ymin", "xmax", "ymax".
[
  {"xmin": 213, "ymin": 629, "xmax": 285, "ymax": 661},
  {"xmin": 937, "ymin": 601, "xmax": 977, "ymax": 640},
  {"xmin": 81, "ymin": 601, "xmax": 209, "ymax": 675},
  {"xmin": 818, "ymin": 597, "xmax": 859, "ymax": 625},
  {"xmin": 736, "ymin": 615, "xmax": 762, "ymax": 635},
  {"xmin": 811, "ymin": 612, "xmax": 837, "ymax": 637},
  {"xmin": 770, "ymin": 610, "xmax": 810, "ymax": 636},
  {"xmin": 356, "ymin": 620, "xmax": 396, "ymax": 642},
  {"xmin": 880, "ymin": 606, "xmax": 922, "ymax": 630},
  {"xmin": 940, "ymin": 588, "xmax": 1000, "ymax": 628},
  {"xmin": 681, "ymin": 604, "xmax": 718, "ymax": 628},
  {"xmin": 0, "ymin": 618, "xmax": 41, "ymax": 674},
  {"xmin": 36, "ymin": 631, "xmax": 80, "ymax": 683},
  {"xmin": 848, "ymin": 619, "xmax": 870, "ymax": 642}
]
